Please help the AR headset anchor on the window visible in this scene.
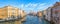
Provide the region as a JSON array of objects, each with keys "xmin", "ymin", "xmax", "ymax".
[
  {"xmin": 1, "ymin": 15, "xmax": 4, "ymax": 16},
  {"xmin": 55, "ymin": 11, "xmax": 58, "ymax": 14}
]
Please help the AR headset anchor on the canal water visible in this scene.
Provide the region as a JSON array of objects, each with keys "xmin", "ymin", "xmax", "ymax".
[
  {"xmin": 23, "ymin": 15, "xmax": 50, "ymax": 24},
  {"xmin": 0, "ymin": 15, "xmax": 50, "ymax": 24}
]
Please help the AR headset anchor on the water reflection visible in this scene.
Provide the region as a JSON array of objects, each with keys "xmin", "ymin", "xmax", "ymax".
[
  {"xmin": 23, "ymin": 15, "xmax": 39, "ymax": 24},
  {"xmin": 23, "ymin": 15, "xmax": 50, "ymax": 24}
]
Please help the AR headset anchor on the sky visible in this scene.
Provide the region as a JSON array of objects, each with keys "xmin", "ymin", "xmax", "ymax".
[{"xmin": 0, "ymin": 0, "xmax": 59, "ymax": 12}]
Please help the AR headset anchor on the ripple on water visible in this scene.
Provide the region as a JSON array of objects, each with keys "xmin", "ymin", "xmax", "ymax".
[{"xmin": 23, "ymin": 15, "xmax": 50, "ymax": 24}]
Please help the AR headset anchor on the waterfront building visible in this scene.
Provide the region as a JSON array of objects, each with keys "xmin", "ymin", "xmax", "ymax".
[
  {"xmin": 42, "ymin": 2, "xmax": 60, "ymax": 24},
  {"xmin": 8, "ymin": 6, "xmax": 19, "ymax": 18},
  {"xmin": 43, "ymin": 10, "xmax": 47, "ymax": 16},
  {"xmin": 43, "ymin": 10, "xmax": 47, "ymax": 18},
  {"xmin": 44, "ymin": 2, "xmax": 60, "ymax": 24},
  {"xmin": 0, "ymin": 7, "xmax": 8, "ymax": 19},
  {"xmin": 18, "ymin": 9, "xmax": 26, "ymax": 22},
  {"xmin": 28, "ymin": 10, "xmax": 37, "ymax": 16},
  {"xmin": 0, "ymin": 5, "xmax": 26, "ymax": 20},
  {"xmin": 37, "ymin": 11, "xmax": 43, "ymax": 17},
  {"xmin": 45, "ymin": 7, "xmax": 52, "ymax": 21},
  {"xmin": 0, "ymin": 6, "xmax": 19, "ymax": 19},
  {"xmin": 19, "ymin": 10, "xmax": 26, "ymax": 18},
  {"xmin": 51, "ymin": 2, "xmax": 60, "ymax": 24}
]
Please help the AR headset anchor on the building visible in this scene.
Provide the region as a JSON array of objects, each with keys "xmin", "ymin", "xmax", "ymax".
[
  {"xmin": 51, "ymin": 2, "xmax": 60, "ymax": 24},
  {"xmin": 0, "ymin": 7, "xmax": 8, "ymax": 19},
  {"xmin": 0, "ymin": 6, "xmax": 19, "ymax": 19},
  {"xmin": 45, "ymin": 7, "xmax": 52, "ymax": 21},
  {"xmin": 37, "ymin": 11, "xmax": 43, "ymax": 17},
  {"xmin": 43, "ymin": 10, "xmax": 47, "ymax": 18},
  {"xmin": 8, "ymin": 6, "xmax": 19, "ymax": 18},
  {"xmin": 43, "ymin": 2, "xmax": 60, "ymax": 24},
  {"xmin": 19, "ymin": 9, "xmax": 26, "ymax": 18},
  {"xmin": 0, "ymin": 6, "xmax": 26, "ymax": 20},
  {"xmin": 28, "ymin": 10, "xmax": 37, "ymax": 16},
  {"xmin": 43, "ymin": 10, "xmax": 47, "ymax": 16}
]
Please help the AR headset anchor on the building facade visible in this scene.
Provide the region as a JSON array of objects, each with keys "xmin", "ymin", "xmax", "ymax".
[
  {"xmin": 0, "ymin": 7, "xmax": 8, "ymax": 19},
  {"xmin": 19, "ymin": 9, "xmax": 26, "ymax": 18},
  {"xmin": 43, "ymin": 2, "xmax": 60, "ymax": 24},
  {"xmin": 0, "ymin": 6, "xmax": 26, "ymax": 20},
  {"xmin": 45, "ymin": 7, "xmax": 52, "ymax": 21},
  {"xmin": 44, "ymin": 2, "xmax": 60, "ymax": 24},
  {"xmin": 0, "ymin": 6, "xmax": 19, "ymax": 19},
  {"xmin": 43, "ymin": 10, "xmax": 47, "ymax": 19},
  {"xmin": 51, "ymin": 2, "xmax": 60, "ymax": 24},
  {"xmin": 37, "ymin": 11, "xmax": 43, "ymax": 17},
  {"xmin": 8, "ymin": 6, "xmax": 19, "ymax": 17}
]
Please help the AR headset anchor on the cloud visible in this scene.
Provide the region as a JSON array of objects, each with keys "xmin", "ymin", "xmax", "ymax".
[
  {"xmin": 37, "ymin": 3, "xmax": 52, "ymax": 11},
  {"xmin": 19, "ymin": 3, "xmax": 52, "ymax": 12},
  {"xmin": 20, "ymin": 4, "xmax": 25, "ymax": 8},
  {"xmin": 39, "ymin": 3, "xmax": 46, "ymax": 6},
  {"xmin": 25, "ymin": 3, "xmax": 38, "ymax": 8}
]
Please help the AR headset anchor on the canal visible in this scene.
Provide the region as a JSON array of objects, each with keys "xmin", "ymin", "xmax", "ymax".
[
  {"xmin": 23, "ymin": 15, "xmax": 50, "ymax": 24},
  {"xmin": 0, "ymin": 15, "xmax": 50, "ymax": 24}
]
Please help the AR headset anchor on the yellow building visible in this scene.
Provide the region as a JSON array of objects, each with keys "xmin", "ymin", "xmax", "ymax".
[
  {"xmin": 0, "ymin": 8, "xmax": 8, "ymax": 19},
  {"xmin": 37, "ymin": 11, "xmax": 43, "ymax": 17},
  {"xmin": 7, "ymin": 6, "xmax": 19, "ymax": 17},
  {"xmin": 43, "ymin": 10, "xmax": 47, "ymax": 15},
  {"xmin": 0, "ymin": 6, "xmax": 19, "ymax": 19}
]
